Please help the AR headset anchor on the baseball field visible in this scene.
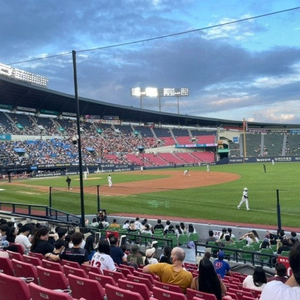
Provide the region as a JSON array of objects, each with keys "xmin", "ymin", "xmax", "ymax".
[{"xmin": 0, "ymin": 162, "xmax": 299, "ymax": 229}]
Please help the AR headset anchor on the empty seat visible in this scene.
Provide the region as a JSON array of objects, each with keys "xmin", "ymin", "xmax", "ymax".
[
  {"xmin": 64, "ymin": 264, "xmax": 88, "ymax": 278},
  {"xmin": 186, "ymin": 288, "xmax": 217, "ymax": 300},
  {"xmin": 152, "ymin": 286, "xmax": 186, "ymax": 300},
  {"xmin": 6, "ymin": 250, "xmax": 24, "ymax": 261},
  {"xmin": 118, "ymin": 278, "xmax": 152, "ymax": 300},
  {"xmin": 0, "ymin": 256, "xmax": 14, "ymax": 276},
  {"xmin": 103, "ymin": 268, "xmax": 126, "ymax": 282},
  {"xmin": 81, "ymin": 263, "xmax": 102, "ymax": 275},
  {"xmin": 0, "ymin": 272, "xmax": 31, "ymax": 300},
  {"xmin": 37, "ymin": 265, "xmax": 69, "ymax": 290},
  {"xmin": 68, "ymin": 273, "xmax": 105, "ymax": 300},
  {"xmin": 154, "ymin": 280, "xmax": 183, "ymax": 293},
  {"xmin": 23, "ymin": 255, "xmax": 42, "ymax": 266},
  {"xmin": 42, "ymin": 259, "xmax": 64, "ymax": 272},
  {"xmin": 105, "ymin": 283, "xmax": 144, "ymax": 300},
  {"xmin": 127, "ymin": 274, "xmax": 153, "ymax": 291},
  {"xmin": 61, "ymin": 259, "xmax": 81, "ymax": 268},
  {"xmin": 88, "ymin": 271, "xmax": 117, "ymax": 288},
  {"xmin": 29, "ymin": 282, "xmax": 75, "ymax": 300},
  {"xmin": 29, "ymin": 251, "xmax": 44, "ymax": 260},
  {"xmin": 12, "ymin": 258, "xmax": 39, "ymax": 284}
]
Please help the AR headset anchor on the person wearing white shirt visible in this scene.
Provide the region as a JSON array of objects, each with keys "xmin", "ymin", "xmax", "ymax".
[{"xmin": 15, "ymin": 224, "xmax": 32, "ymax": 254}]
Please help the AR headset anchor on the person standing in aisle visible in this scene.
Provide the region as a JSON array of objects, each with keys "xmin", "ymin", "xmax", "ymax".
[{"xmin": 237, "ymin": 187, "xmax": 250, "ymax": 211}]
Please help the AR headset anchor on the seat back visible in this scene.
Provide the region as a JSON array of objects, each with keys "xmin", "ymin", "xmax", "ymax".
[
  {"xmin": 37, "ymin": 265, "xmax": 69, "ymax": 290},
  {"xmin": 0, "ymin": 256, "xmax": 14, "ymax": 276},
  {"xmin": 68, "ymin": 273, "xmax": 105, "ymax": 300},
  {"xmin": 103, "ymin": 268, "xmax": 126, "ymax": 282},
  {"xmin": 133, "ymin": 270, "xmax": 154, "ymax": 284},
  {"xmin": 61, "ymin": 259, "xmax": 81, "ymax": 268},
  {"xmin": 118, "ymin": 278, "xmax": 152, "ymax": 300},
  {"xmin": 29, "ymin": 282, "xmax": 73, "ymax": 300},
  {"xmin": 23, "ymin": 254, "xmax": 42, "ymax": 266},
  {"xmin": 29, "ymin": 251, "xmax": 44, "ymax": 260},
  {"xmin": 105, "ymin": 283, "xmax": 144, "ymax": 300},
  {"xmin": 152, "ymin": 286, "xmax": 186, "ymax": 300},
  {"xmin": 127, "ymin": 274, "xmax": 153, "ymax": 291},
  {"xmin": 6, "ymin": 250, "xmax": 24, "ymax": 261},
  {"xmin": 9, "ymin": 243, "xmax": 25, "ymax": 255},
  {"xmin": 117, "ymin": 266, "xmax": 132, "ymax": 276},
  {"xmin": 12, "ymin": 258, "xmax": 39, "ymax": 284},
  {"xmin": 88, "ymin": 271, "xmax": 117, "ymax": 287},
  {"xmin": 186, "ymin": 288, "xmax": 217, "ymax": 300},
  {"xmin": 81, "ymin": 263, "xmax": 101, "ymax": 275},
  {"xmin": 42, "ymin": 259, "xmax": 64, "ymax": 272},
  {"xmin": 0, "ymin": 272, "xmax": 31, "ymax": 300},
  {"xmin": 154, "ymin": 280, "xmax": 183, "ymax": 293},
  {"xmin": 64, "ymin": 264, "xmax": 88, "ymax": 278}
]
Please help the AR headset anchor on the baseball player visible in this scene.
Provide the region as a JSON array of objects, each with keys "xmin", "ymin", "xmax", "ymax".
[
  {"xmin": 183, "ymin": 169, "xmax": 189, "ymax": 176},
  {"xmin": 237, "ymin": 187, "xmax": 250, "ymax": 211},
  {"xmin": 107, "ymin": 174, "xmax": 112, "ymax": 187}
]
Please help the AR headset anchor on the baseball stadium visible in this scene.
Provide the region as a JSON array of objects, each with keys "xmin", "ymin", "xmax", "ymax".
[{"xmin": 0, "ymin": 62, "xmax": 300, "ymax": 297}]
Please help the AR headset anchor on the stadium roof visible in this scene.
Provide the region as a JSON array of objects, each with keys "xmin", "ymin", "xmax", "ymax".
[{"xmin": 0, "ymin": 76, "xmax": 299, "ymax": 129}]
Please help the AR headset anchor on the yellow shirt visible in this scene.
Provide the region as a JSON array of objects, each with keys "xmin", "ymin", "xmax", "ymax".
[{"xmin": 148, "ymin": 263, "xmax": 193, "ymax": 293}]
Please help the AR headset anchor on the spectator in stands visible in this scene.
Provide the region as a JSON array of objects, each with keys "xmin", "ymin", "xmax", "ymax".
[
  {"xmin": 239, "ymin": 232, "xmax": 257, "ymax": 245},
  {"xmin": 109, "ymin": 235, "xmax": 127, "ymax": 265},
  {"xmin": 190, "ymin": 257, "xmax": 227, "ymax": 300},
  {"xmin": 46, "ymin": 232, "xmax": 89, "ymax": 265},
  {"xmin": 164, "ymin": 220, "xmax": 171, "ymax": 232},
  {"xmin": 134, "ymin": 217, "xmax": 142, "ymax": 230},
  {"xmin": 227, "ymin": 228, "xmax": 236, "ymax": 240},
  {"xmin": 127, "ymin": 244, "xmax": 143, "ymax": 267},
  {"xmin": 153, "ymin": 219, "xmax": 164, "ymax": 231},
  {"xmin": 164, "ymin": 224, "xmax": 175, "ymax": 235},
  {"xmin": 268, "ymin": 263, "xmax": 288, "ymax": 283},
  {"xmin": 260, "ymin": 238, "xmax": 271, "ymax": 249},
  {"xmin": 0, "ymin": 224, "xmax": 11, "ymax": 248},
  {"xmin": 289, "ymin": 231, "xmax": 299, "ymax": 245},
  {"xmin": 90, "ymin": 239, "xmax": 116, "ymax": 273},
  {"xmin": 51, "ymin": 239, "xmax": 65, "ymax": 257},
  {"xmin": 128, "ymin": 220, "xmax": 137, "ymax": 232},
  {"xmin": 84, "ymin": 235, "xmax": 96, "ymax": 261},
  {"xmin": 15, "ymin": 224, "xmax": 32, "ymax": 253},
  {"xmin": 213, "ymin": 250, "xmax": 232, "ymax": 279},
  {"xmin": 144, "ymin": 247, "xmax": 158, "ymax": 265},
  {"xmin": 109, "ymin": 219, "xmax": 121, "ymax": 230},
  {"xmin": 243, "ymin": 266, "xmax": 267, "ymax": 291},
  {"xmin": 141, "ymin": 224, "xmax": 153, "ymax": 235},
  {"xmin": 159, "ymin": 245, "xmax": 172, "ymax": 264},
  {"xmin": 277, "ymin": 239, "xmax": 292, "ymax": 255},
  {"xmin": 261, "ymin": 242, "xmax": 300, "ymax": 299},
  {"xmin": 122, "ymin": 220, "xmax": 130, "ymax": 229},
  {"xmin": 188, "ymin": 224, "xmax": 197, "ymax": 234},
  {"xmin": 179, "ymin": 222, "xmax": 187, "ymax": 233},
  {"xmin": 143, "ymin": 247, "xmax": 193, "ymax": 293},
  {"xmin": 30, "ymin": 226, "xmax": 54, "ymax": 256},
  {"xmin": 175, "ymin": 224, "xmax": 183, "ymax": 238},
  {"xmin": 206, "ymin": 230, "xmax": 217, "ymax": 245}
]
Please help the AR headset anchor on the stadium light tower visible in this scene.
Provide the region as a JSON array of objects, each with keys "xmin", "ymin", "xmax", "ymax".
[{"xmin": 131, "ymin": 87, "xmax": 189, "ymax": 113}]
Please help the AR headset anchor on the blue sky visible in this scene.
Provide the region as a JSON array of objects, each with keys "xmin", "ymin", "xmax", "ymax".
[{"xmin": 1, "ymin": 0, "xmax": 300, "ymax": 124}]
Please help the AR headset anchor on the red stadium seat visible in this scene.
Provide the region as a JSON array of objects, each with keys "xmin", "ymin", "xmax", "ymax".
[
  {"xmin": 152, "ymin": 286, "xmax": 186, "ymax": 300},
  {"xmin": 105, "ymin": 283, "xmax": 144, "ymax": 300},
  {"xmin": 0, "ymin": 272, "xmax": 31, "ymax": 300},
  {"xmin": 0, "ymin": 256, "xmax": 14, "ymax": 276},
  {"xmin": 118, "ymin": 278, "xmax": 152, "ymax": 300},
  {"xmin": 154, "ymin": 280, "xmax": 183, "ymax": 293},
  {"xmin": 12, "ymin": 258, "xmax": 39, "ymax": 284},
  {"xmin": 64, "ymin": 264, "xmax": 88, "ymax": 278},
  {"xmin": 81, "ymin": 263, "xmax": 102, "ymax": 275},
  {"xmin": 29, "ymin": 282, "xmax": 74, "ymax": 300},
  {"xmin": 186, "ymin": 288, "xmax": 217, "ymax": 300},
  {"xmin": 23, "ymin": 254, "xmax": 42, "ymax": 266},
  {"xmin": 37, "ymin": 265, "xmax": 69, "ymax": 290},
  {"xmin": 42, "ymin": 258, "xmax": 64, "ymax": 272}
]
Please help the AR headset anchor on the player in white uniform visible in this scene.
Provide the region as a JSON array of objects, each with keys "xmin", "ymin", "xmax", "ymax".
[
  {"xmin": 183, "ymin": 169, "xmax": 189, "ymax": 176},
  {"xmin": 107, "ymin": 174, "xmax": 112, "ymax": 187},
  {"xmin": 237, "ymin": 187, "xmax": 250, "ymax": 211},
  {"xmin": 90, "ymin": 240, "xmax": 116, "ymax": 274}
]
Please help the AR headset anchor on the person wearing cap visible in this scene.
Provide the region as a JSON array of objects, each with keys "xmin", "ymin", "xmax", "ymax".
[
  {"xmin": 143, "ymin": 247, "xmax": 193, "ymax": 293},
  {"xmin": 213, "ymin": 250, "xmax": 232, "ymax": 279},
  {"xmin": 237, "ymin": 187, "xmax": 250, "ymax": 211},
  {"xmin": 127, "ymin": 244, "xmax": 143, "ymax": 266},
  {"xmin": 144, "ymin": 247, "xmax": 158, "ymax": 265}
]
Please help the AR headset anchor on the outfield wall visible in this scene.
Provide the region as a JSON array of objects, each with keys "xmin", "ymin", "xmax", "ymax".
[{"xmin": 218, "ymin": 156, "xmax": 300, "ymax": 164}]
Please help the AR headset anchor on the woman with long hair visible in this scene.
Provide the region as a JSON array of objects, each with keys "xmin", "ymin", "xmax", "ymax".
[
  {"xmin": 84, "ymin": 235, "xmax": 96, "ymax": 261},
  {"xmin": 159, "ymin": 245, "xmax": 172, "ymax": 264},
  {"xmin": 243, "ymin": 266, "xmax": 267, "ymax": 291},
  {"xmin": 30, "ymin": 226, "xmax": 54, "ymax": 255},
  {"xmin": 190, "ymin": 258, "xmax": 227, "ymax": 300}
]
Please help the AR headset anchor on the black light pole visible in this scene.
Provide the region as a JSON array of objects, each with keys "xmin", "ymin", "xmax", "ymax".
[
  {"xmin": 276, "ymin": 189, "xmax": 282, "ymax": 232},
  {"xmin": 72, "ymin": 50, "xmax": 85, "ymax": 228}
]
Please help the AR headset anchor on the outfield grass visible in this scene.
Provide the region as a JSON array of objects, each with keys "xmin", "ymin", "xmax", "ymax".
[{"xmin": 0, "ymin": 162, "xmax": 299, "ymax": 228}]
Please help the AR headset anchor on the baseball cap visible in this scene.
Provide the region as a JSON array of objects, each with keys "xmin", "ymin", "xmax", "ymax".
[
  {"xmin": 218, "ymin": 250, "xmax": 225, "ymax": 259},
  {"xmin": 146, "ymin": 247, "xmax": 156, "ymax": 257},
  {"xmin": 244, "ymin": 187, "xmax": 248, "ymax": 191}
]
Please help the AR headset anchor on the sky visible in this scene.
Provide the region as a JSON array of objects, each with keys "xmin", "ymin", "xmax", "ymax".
[{"xmin": 1, "ymin": 0, "xmax": 300, "ymax": 124}]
